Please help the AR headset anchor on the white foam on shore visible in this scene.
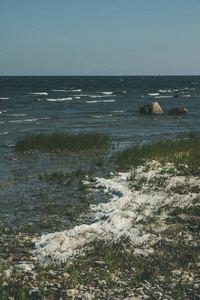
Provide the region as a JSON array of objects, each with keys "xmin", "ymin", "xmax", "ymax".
[{"xmin": 32, "ymin": 163, "xmax": 193, "ymax": 266}]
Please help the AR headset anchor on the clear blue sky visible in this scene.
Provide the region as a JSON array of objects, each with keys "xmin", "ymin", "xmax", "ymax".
[{"xmin": 0, "ymin": 0, "xmax": 200, "ymax": 75}]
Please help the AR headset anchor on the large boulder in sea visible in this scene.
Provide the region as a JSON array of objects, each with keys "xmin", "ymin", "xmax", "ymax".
[
  {"xmin": 168, "ymin": 107, "xmax": 189, "ymax": 114},
  {"xmin": 139, "ymin": 102, "xmax": 163, "ymax": 115}
]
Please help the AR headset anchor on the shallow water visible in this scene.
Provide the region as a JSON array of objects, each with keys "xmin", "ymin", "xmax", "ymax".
[{"xmin": 0, "ymin": 76, "xmax": 200, "ymax": 260}]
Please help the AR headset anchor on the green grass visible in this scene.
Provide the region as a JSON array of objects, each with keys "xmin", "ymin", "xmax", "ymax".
[
  {"xmin": 114, "ymin": 132, "xmax": 200, "ymax": 175},
  {"xmin": 15, "ymin": 132, "xmax": 112, "ymax": 152}
]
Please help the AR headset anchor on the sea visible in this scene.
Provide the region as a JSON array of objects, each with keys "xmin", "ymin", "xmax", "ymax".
[
  {"xmin": 0, "ymin": 75, "xmax": 200, "ymax": 258},
  {"xmin": 0, "ymin": 75, "xmax": 200, "ymax": 151}
]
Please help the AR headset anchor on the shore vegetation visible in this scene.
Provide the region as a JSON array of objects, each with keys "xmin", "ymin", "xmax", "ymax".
[
  {"xmin": 1, "ymin": 132, "xmax": 200, "ymax": 299},
  {"xmin": 114, "ymin": 132, "xmax": 200, "ymax": 175},
  {"xmin": 15, "ymin": 132, "xmax": 112, "ymax": 152}
]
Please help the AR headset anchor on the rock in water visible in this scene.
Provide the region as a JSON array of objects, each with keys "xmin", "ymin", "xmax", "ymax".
[
  {"xmin": 168, "ymin": 107, "xmax": 189, "ymax": 114},
  {"xmin": 139, "ymin": 102, "xmax": 163, "ymax": 115}
]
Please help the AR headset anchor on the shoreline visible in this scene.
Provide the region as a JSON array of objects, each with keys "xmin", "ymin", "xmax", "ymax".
[{"xmin": 0, "ymin": 134, "xmax": 200, "ymax": 299}]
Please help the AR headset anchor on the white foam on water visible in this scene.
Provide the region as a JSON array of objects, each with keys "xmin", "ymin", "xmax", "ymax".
[
  {"xmin": 112, "ymin": 110, "xmax": 126, "ymax": 113},
  {"xmin": 0, "ymin": 97, "xmax": 9, "ymax": 100},
  {"xmin": 32, "ymin": 164, "xmax": 193, "ymax": 266},
  {"xmin": 101, "ymin": 92, "xmax": 113, "ymax": 95},
  {"xmin": 86, "ymin": 99, "xmax": 115, "ymax": 104},
  {"xmin": 92, "ymin": 114, "xmax": 113, "ymax": 118},
  {"xmin": 46, "ymin": 97, "xmax": 73, "ymax": 102},
  {"xmin": 51, "ymin": 89, "xmax": 81, "ymax": 92},
  {"xmin": 0, "ymin": 131, "xmax": 8, "ymax": 135},
  {"xmin": 6, "ymin": 114, "xmax": 27, "ymax": 117},
  {"xmin": 9, "ymin": 118, "xmax": 39, "ymax": 123},
  {"xmin": 158, "ymin": 89, "xmax": 173, "ymax": 93},
  {"xmin": 8, "ymin": 117, "xmax": 50, "ymax": 123},
  {"xmin": 148, "ymin": 93, "xmax": 160, "ymax": 96},
  {"xmin": 30, "ymin": 92, "xmax": 48, "ymax": 96},
  {"xmin": 155, "ymin": 95, "xmax": 174, "ymax": 99},
  {"xmin": 89, "ymin": 95, "xmax": 107, "ymax": 98}
]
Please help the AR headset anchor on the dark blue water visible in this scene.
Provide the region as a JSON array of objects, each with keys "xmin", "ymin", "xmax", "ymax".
[{"xmin": 0, "ymin": 76, "xmax": 200, "ymax": 151}]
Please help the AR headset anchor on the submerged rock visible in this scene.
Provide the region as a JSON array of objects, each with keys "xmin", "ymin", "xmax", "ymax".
[
  {"xmin": 139, "ymin": 102, "xmax": 163, "ymax": 115},
  {"xmin": 168, "ymin": 107, "xmax": 189, "ymax": 114}
]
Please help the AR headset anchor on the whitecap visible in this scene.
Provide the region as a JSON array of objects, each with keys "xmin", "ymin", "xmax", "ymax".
[
  {"xmin": 71, "ymin": 89, "xmax": 82, "ymax": 92},
  {"xmin": 6, "ymin": 114, "xmax": 27, "ymax": 117},
  {"xmin": 0, "ymin": 97, "xmax": 9, "ymax": 100},
  {"xmin": 158, "ymin": 90, "xmax": 173, "ymax": 93},
  {"xmin": 46, "ymin": 97, "xmax": 73, "ymax": 102},
  {"xmin": 51, "ymin": 89, "xmax": 82, "ymax": 92},
  {"xmin": 101, "ymin": 92, "xmax": 113, "ymax": 95},
  {"xmin": 89, "ymin": 95, "xmax": 105, "ymax": 98},
  {"xmin": 112, "ymin": 110, "xmax": 126, "ymax": 113},
  {"xmin": 30, "ymin": 92, "xmax": 48, "ymax": 96},
  {"xmin": 148, "ymin": 93, "xmax": 160, "ymax": 96},
  {"xmin": 51, "ymin": 89, "xmax": 67, "ymax": 92},
  {"xmin": 155, "ymin": 95, "xmax": 174, "ymax": 99},
  {"xmin": 86, "ymin": 99, "xmax": 115, "ymax": 104},
  {"xmin": 0, "ymin": 132, "xmax": 8, "ymax": 136},
  {"xmin": 9, "ymin": 118, "xmax": 39, "ymax": 123},
  {"xmin": 92, "ymin": 114, "xmax": 113, "ymax": 118}
]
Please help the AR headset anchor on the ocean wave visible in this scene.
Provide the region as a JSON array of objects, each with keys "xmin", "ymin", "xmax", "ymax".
[
  {"xmin": 148, "ymin": 93, "xmax": 160, "ymax": 96},
  {"xmin": 89, "ymin": 95, "xmax": 108, "ymax": 98},
  {"xmin": 46, "ymin": 97, "xmax": 73, "ymax": 102},
  {"xmin": 0, "ymin": 131, "xmax": 8, "ymax": 136},
  {"xmin": 30, "ymin": 92, "xmax": 48, "ymax": 96},
  {"xmin": 86, "ymin": 99, "xmax": 115, "ymax": 104},
  {"xmin": 92, "ymin": 114, "xmax": 113, "ymax": 118},
  {"xmin": 155, "ymin": 95, "xmax": 174, "ymax": 99},
  {"xmin": 112, "ymin": 110, "xmax": 126, "ymax": 113},
  {"xmin": 101, "ymin": 92, "xmax": 113, "ymax": 95},
  {"xmin": 8, "ymin": 117, "xmax": 50, "ymax": 123},
  {"xmin": 9, "ymin": 118, "xmax": 39, "ymax": 123},
  {"xmin": 158, "ymin": 89, "xmax": 173, "ymax": 93},
  {"xmin": 5, "ymin": 114, "xmax": 27, "ymax": 117},
  {"xmin": 0, "ymin": 97, "xmax": 9, "ymax": 100},
  {"xmin": 51, "ymin": 89, "xmax": 82, "ymax": 92}
]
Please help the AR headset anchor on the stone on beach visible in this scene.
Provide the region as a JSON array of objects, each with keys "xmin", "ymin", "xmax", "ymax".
[{"xmin": 139, "ymin": 102, "xmax": 163, "ymax": 115}]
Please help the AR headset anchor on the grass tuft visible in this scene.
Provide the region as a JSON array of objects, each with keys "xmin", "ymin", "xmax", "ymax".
[
  {"xmin": 114, "ymin": 132, "xmax": 200, "ymax": 175},
  {"xmin": 15, "ymin": 132, "xmax": 112, "ymax": 153}
]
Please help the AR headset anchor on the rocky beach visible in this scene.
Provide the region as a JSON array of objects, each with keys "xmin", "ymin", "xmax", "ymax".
[{"xmin": 0, "ymin": 133, "xmax": 200, "ymax": 299}]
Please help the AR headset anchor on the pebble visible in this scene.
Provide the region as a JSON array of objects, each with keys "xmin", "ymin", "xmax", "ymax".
[{"xmin": 82, "ymin": 292, "xmax": 95, "ymax": 300}]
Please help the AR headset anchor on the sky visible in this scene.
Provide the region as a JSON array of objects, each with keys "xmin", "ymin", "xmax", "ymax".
[{"xmin": 0, "ymin": 0, "xmax": 200, "ymax": 76}]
